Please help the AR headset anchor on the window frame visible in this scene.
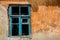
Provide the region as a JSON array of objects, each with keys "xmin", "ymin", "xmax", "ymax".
[{"xmin": 9, "ymin": 4, "xmax": 31, "ymax": 37}]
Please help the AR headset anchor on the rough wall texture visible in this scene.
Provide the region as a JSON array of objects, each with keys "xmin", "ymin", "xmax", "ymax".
[
  {"xmin": 0, "ymin": 1, "xmax": 60, "ymax": 40},
  {"xmin": 32, "ymin": 6, "xmax": 60, "ymax": 35},
  {"xmin": 0, "ymin": 4, "xmax": 8, "ymax": 40}
]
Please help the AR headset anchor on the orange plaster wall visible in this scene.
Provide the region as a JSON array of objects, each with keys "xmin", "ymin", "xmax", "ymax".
[
  {"xmin": 0, "ymin": 1, "xmax": 60, "ymax": 35},
  {"xmin": 32, "ymin": 6, "xmax": 60, "ymax": 35}
]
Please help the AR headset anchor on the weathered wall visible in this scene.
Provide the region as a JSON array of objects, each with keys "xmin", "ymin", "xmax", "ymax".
[
  {"xmin": 1, "ymin": 0, "xmax": 60, "ymax": 33},
  {"xmin": 32, "ymin": 6, "xmax": 60, "ymax": 35},
  {"xmin": 0, "ymin": 4, "xmax": 8, "ymax": 40},
  {"xmin": 0, "ymin": 0, "xmax": 60, "ymax": 40}
]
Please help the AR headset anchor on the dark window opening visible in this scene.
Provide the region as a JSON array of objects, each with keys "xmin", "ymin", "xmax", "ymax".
[
  {"xmin": 22, "ymin": 24, "xmax": 29, "ymax": 35},
  {"xmin": 12, "ymin": 24, "xmax": 19, "ymax": 36},
  {"xmin": 12, "ymin": 7, "xmax": 19, "ymax": 15},
  {"xmin": 12, "ymin": 18, "xmax": 19, "ymax": 23},
  {"xmin": 21, "ymin": 7, "xmax": 28, "ymax": 15},
  {"xmin": 9, "ymin": 5, "xmax": 31, "ymax": 36},
  {"xmin": 22, "ymin": 19, "xmax": 27, "ymax": 23}
]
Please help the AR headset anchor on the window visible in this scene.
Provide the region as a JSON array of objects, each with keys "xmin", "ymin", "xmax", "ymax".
[
  {"xmin": 9, "ymin": 4, "xmax": 31, "ymax": 36},
  {"xmin": 12, "ymin": 7, "xmax": 19, "ymax": 15},
  {"xmin": 12, "ymin": 17, "xmax": 19, "ymax": 23},
  {"xmin": 22, "ymin": 19, "xmax": 27, "ymax": 23},
  {"xmin": 11, "ymin": 17, "xmax": 19, "ymax": 36},
  {"xmin": 22, "ymin": 24, "xmax": 29, "ymax": 35},
  {"xmin": 12, "ymin": 24, "xmax": 19, "ymax": 36},
  {"xmin": 21, "ymin": 7, "xmax": 28, "ymax": 15},
  {"xmin": 22, "ymin": 18, "xmax": 29, "ymax": 23}
]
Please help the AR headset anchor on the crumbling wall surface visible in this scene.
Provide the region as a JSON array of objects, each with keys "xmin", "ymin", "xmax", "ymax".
[
  {"xmin": 32, "ymin": 6, "xmax": 60, "ymax": 35},
  {"xmin": 0, "ymin": 4, "xmax": 8, "ymax": 40},
  {"xmin": 0, "ymin": 1, "xmax": 60, "ymax": 40},
  {"xmin": 0, "ymin": 0, "xmax": 60, "ymax": 35},
  {"xmin": 31, "ymin": 6, "xmax": 60, "ymax": 40}
]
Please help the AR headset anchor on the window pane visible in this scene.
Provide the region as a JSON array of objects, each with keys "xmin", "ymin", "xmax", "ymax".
[
  {"xmin": 21, "ymin": 7, "xmax": 28, "ymax": 15},
  {"xmin": 12, "ymin": 24, "xmax": 19, "ymax": 36},
  {"xmin": 12, "ymin": 18, "xmax": 19, "ymax": 23},
  {"xmin": 22, "ymin": 19, "xmax": 28, "ymax": 23},
  {"xmin": 12, "ymin": 7, "xmax": 19, "ymax": 15},
  {"xmin": 22, "ymin": 24, "xmax": 29, "ymax": 35}
]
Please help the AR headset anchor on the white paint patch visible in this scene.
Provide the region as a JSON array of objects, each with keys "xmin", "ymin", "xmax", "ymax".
[{"xmin": 0, "ymin": 4, "xmax": 8, "ymax": 40}]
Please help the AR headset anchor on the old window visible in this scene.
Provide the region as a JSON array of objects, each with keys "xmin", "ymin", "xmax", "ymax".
[
  {"xmin": 9, "ymin": 4, "xmax": 31, "ymax": 36},
  {"xmin": 22, "ymin": 24, "xmax": 29, "ymax": 35},
  {"xmin": 12, "ymin": 7, "xmax": 19, "ymax": 15},
  {"xmin": 21, "ymin": 7, "xmax": 28, "ymax": 15}
]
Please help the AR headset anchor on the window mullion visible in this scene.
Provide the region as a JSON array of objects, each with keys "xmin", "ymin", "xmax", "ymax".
[{"xmin": 10, "ymin": 17, "xmax": 12, "ymax": 36}]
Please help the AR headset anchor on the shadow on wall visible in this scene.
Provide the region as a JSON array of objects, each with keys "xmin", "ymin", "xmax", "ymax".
[{"xmin": 27, "ymin": 0, "xmax": 60, "ymax": 12}]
